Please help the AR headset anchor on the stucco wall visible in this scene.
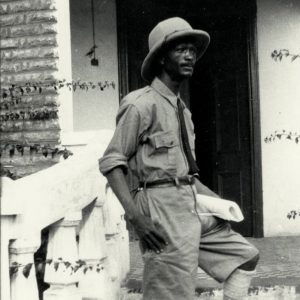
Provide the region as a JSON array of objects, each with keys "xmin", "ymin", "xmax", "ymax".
[
  {"xmin": 70, "ymin": 0, "xmax": 119, "ymax": 131},
  {"xmin": 257, "ymin": 0, "xmax": 300, "ymax": 236}
]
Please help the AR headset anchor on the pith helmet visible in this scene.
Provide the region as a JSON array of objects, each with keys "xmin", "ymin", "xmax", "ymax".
[{"xmin": 141, "ymin": 17, "xmax": 210, "ymax": 83}]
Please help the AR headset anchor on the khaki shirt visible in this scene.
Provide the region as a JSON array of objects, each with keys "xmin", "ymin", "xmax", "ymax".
[{"xmin": 99, "ymin": 77, "xmax": 196, "ymax": 191}]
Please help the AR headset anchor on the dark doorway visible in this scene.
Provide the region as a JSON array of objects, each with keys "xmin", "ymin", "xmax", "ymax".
[{"xmin": 116, "ymin": 0, "xmax": 263, "ymax": 237}]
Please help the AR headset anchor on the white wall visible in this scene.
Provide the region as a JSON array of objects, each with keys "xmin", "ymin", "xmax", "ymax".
[
  {"xmin": 70, "ymin": 0, "xmax": 119, "ymax": 131},
  {"xmin": 56, "ymin": 0, "xmax": 73, "ymax": 132},
  {"xmin": 257, "ymin": 0, "xmax": 300, "ymax": 236}
]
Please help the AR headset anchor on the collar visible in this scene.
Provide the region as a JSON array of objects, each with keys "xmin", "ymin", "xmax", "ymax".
[{"xmin": 150, "ymin": 77, "xmax": 179, "ymax": 108}]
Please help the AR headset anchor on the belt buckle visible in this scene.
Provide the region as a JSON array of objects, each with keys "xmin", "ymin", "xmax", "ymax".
[{"xmin": 190, "ymin": 176, "xmax": 195, "ymax": 184}]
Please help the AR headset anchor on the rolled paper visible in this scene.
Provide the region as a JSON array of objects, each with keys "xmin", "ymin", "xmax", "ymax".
[{"xmin": 196, "ymin": 194, "xmax": 244, "ymax": 222}]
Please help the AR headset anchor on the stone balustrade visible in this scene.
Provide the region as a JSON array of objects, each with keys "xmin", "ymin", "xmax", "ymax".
[{"xmin": 1, "ymin": 130, "xmax": 130, "ymax": 300}]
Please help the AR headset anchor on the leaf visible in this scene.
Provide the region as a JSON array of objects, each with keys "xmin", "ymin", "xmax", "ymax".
[
  {"xmin": 22, "ymin": 263, "xmax": 33, "ymax": 278},
  {"xmin": 83, "ymin": 267, "xmax": 88, "ymax": 274},
  {"xmin": 77, "ymin": 259, "xmax": 86, "ymax": 266},
  {"xmin": 9, "ymin": 145, "xmax": 15, "ymax": 157},
  {"xmin": 42, "ymin": 147, "xmax": 48, "ymax": 157},
  {"xmin": 73, "ymin": 265, "xmax": 80, "ymax": 273},
  {"xmin": 295, "ymin": 137, "xmax": 299, "ymax": 144},
  {"xmin": 54, "ymin": 262, "xmax": 59, "ymax": 271},
  {"xmin": 10, "ymin": 266, "xmax": 19, "ymax": 277},
  {"xmin": 64, "ymin": 261, "xmax": 71, "ymax": 269},
  {"xmin": 51, "ymin": 148, "xmax": 59, "ymax": 158}
]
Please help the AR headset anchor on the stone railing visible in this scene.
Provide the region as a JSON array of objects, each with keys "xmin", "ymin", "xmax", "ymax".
[{"xmin": 0, "ymin": 130, "xmax": 129, "ymax": 300}]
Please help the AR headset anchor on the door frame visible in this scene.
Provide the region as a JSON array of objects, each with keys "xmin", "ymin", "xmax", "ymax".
[{"xmin": 116, "ymin": 0, "xmax": 264, "ymax": 237}]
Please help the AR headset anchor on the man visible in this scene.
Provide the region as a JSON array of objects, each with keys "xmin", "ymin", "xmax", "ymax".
[{"xmin": 99, "ymin": 17, "xmax": 259, "ymax": 300}]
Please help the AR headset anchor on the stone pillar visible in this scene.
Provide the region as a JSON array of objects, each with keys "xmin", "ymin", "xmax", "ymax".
[
  {"xmin": 9, "ymin": 236, "xmax": 41, "ymax": 300},
  {"xmin": 78, "ymin": 198, "xmax": 115, "ymax": 299},
  {"xmin": 44, "ymin": 211, "xmax": 81, "ymax": 300}
]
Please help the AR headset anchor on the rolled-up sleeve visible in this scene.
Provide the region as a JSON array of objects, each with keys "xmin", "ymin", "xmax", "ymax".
[{"xmin": 99, "ymin": 102, "xmax": 143, "ymax": 175}]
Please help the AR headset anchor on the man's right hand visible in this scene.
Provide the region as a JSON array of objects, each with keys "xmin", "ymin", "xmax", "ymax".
[
  {"xmin": 105, "ymin": 167, "xmax": 168, "ymax": 254},
  {"xmin": 130, "ymin": 214, "xmax": 168, "ymax": 254}
]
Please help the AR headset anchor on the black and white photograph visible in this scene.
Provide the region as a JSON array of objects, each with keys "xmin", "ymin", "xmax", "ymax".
[{"xmin": 1, "ymin": 0, "xmax": 300, "ymax": 299}]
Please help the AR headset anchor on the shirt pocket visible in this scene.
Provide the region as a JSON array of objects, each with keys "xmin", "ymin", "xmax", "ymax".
[{"xmin": 145, "ymin": 131, "xmax": 178, "ymax": 172}]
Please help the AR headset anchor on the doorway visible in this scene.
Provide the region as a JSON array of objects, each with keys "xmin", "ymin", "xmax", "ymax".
[{"xmin": 116, "ymin": 0, "xmax": 263, "ymax": 237}]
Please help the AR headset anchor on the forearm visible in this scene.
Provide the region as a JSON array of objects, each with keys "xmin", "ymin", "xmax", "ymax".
[
  {"xmin": 105, "ymin": 167, "xmax": 140, "ymax": 221},
  {"xmin": 194, "ymin": 177, "xmax": 220, "ymax": 198}
]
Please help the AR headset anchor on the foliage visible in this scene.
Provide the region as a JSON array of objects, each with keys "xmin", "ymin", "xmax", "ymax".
[
  {"xmin": 271, "ymin": 49, "xmax": 300, "ymax": 220},
  {"xmin": 264, "ymin": 130, "xmax": 300, "ymax": 144},
  {"xmin": 10, "ymin": 258, "xmax": 105, "ymax": 279},
  {"xmin": 0, "ymin": 142, "xmax": 72, "ymax": 159},
  {"xmin": 271, "ymin": 49, "xmax": 300, "ymax": 62},
  {"xmin": 0, "ymin": 108, "xmax": 58, "ymax": 122},
  {"xmin": 287, "ymin": 210, "xmax": 300, "ymax": 220},
  {"xmin": 0, "ymin": 79, "xmax": 115, "ymax": 179},
  {"xmin": 0, "ymin": 79, "xmax": 116, "ymax": 102},
  {"xmin": 0, "ymin": 143, "xmax": 73, "ymax": 180}
]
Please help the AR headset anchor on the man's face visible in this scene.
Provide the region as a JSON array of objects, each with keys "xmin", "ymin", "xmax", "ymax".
[{"xmin": 161, "ymin": 41, "xmax": 197, "ymax": 81}]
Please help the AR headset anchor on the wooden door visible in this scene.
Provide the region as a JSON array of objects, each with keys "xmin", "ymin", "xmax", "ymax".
[
  {"xmin": 190, "ymin": 17, "xmax": 254, "ymax": 236},
  {"xmin": 117, "ymin": 0, "xmax": 262, "ymax": 237}
]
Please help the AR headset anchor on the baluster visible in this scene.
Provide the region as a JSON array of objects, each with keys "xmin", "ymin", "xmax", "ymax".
[
  {"xmin": 1, "ymin": 237, "xmax": 10, "ymax": 300},
  {"xmin": 78, "ymin": 198, "xmax": 114, "ymax": 299},
  {"xmin": 105, "ymin": 187, "xmax": 130, "ymax": 283},
  {"xmin": 9, "ymin": 236, "xmax": 40, "ymax": 300},
  {"xmin": 105, "ymin": 235, "xmax": 121, "ymax": 300},
  {"xmin": 118, "ymin": 215, "xmax": 130, "ymax": 282},
  {"xmin": 44, "ymin": 211, "xmax": 81, "ymax": 300},
  {"xmin": 1, "ymin": 214, "xmax": 14, "ymax": 300}
]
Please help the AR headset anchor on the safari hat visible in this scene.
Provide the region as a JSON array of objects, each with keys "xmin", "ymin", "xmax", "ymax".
[{"xmin": 141, "ymin": 17, "xmax": 210, "ymax": 82}]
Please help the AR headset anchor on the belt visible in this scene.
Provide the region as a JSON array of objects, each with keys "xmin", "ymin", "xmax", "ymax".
[{"xmin": 139, "ymin": 175, "xmax": 195, "ymax": 189}]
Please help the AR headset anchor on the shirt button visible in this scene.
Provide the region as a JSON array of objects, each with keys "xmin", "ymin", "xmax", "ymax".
[{"xmin": 191, "ymin": 210, "xmax": 195, "ymax": 214}]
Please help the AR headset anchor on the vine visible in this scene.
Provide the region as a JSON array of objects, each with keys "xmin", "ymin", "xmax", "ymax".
[
  {"xmin": 0, "ymin": 108, "xmax": 58, "ymax": 122},
  {"xmin": 271, "ymin": 49, "xmax": 300, "ymax": 62},
  {"xmin": 0, "ymin": 79, "xmax": 114, "ymax": 179},
  {"xmin": 1, "ymin": 79, "xmax": 116, "ymax": 102},
  {"xmin": 0, "ymin": 143, "xmax": 73, "ymax": 180},
  {"xmin": 264, "ymin": 130, "xmax": 300, "ymax": 144},
  {"xmin": 0, "ymin": 142, "xmax": 72, "ymax": 159},
  {"xmin": 10, "ymin": 258, "xmax": 105, "ymax": 279},
  {"xmin": 287, "ymin": 210, "xmax": 300, "ymax": 220},
  {"xmin": 270, "ymin": 49, "xmax": 300, "ymax": 220}
]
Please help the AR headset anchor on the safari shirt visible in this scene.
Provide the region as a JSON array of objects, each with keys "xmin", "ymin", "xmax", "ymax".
[{"xmin": 99, "ymin": 77, "xmax": 196, "ymax": 188}]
